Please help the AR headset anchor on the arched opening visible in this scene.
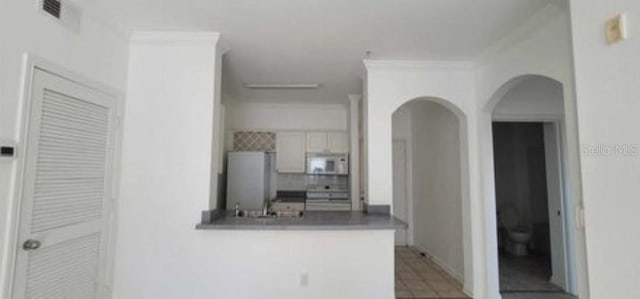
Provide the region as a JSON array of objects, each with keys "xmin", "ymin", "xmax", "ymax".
[
  {"xmin": 486, "ymin": 75, "xmax": 579, "ymax": 298},
  {"xmin": 391, "ymin": 97, "xmax": 472, "ymax": 298}
]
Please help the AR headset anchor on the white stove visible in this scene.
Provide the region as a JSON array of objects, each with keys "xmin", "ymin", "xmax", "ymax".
[{"xmin": 306, "ymin": 185, "xmax": 350, "ymax": 211}]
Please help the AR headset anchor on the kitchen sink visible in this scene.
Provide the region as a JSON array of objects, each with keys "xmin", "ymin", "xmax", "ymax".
[
  {"xmin": 237, "ymin": 210, "xmax": 304, "ymax": 219},
  {"xmin": 275, "ymin": 210, "xmax": 304, "ymax": 218}
]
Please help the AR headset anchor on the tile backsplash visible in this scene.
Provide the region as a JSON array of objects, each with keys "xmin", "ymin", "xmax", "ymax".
[
  {"xmin": 233, "ymin": 131, "xmax": 276, "ymax": 152},
  {"xmin": 277, "ymin": 173, "xmax": 348, "ymax": 191},
  {"xmin": 277, "ymin": 173, "xmax": 307, "ymax": 190}
]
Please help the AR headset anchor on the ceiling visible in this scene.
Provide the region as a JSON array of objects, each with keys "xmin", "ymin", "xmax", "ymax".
[{"xmin": 99, "ymin": 0, "xmax": 558, "ymax": 104}]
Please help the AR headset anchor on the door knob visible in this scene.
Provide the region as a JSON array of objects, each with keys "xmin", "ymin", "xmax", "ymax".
[{"xmin": 23, "ymin": 239, "xmax": 41, "ymax": 251}]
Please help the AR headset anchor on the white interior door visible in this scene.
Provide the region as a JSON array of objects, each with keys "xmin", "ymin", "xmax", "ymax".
[
  {"xmin": 11, "ymin": 68, "xmax": 117, "ymax": 299},
  {"xmin": 544, "ymin": 123, "xmax": 569, "ymax": 290},
  {"xmin": 393, "ymin": 140, "xmax": 408, "ymax": 245}
]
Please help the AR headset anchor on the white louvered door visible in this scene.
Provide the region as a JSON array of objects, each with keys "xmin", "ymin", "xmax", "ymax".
[{"xmin": 12, "ymin": 68, "xmax": 117, "ymax": 299}]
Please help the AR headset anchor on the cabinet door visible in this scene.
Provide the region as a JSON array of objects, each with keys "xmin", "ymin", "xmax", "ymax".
[
  {"xmin": 306, "ymin": 132, "xmax": 328, "ymax": 152},
  {"xmin": 328, "ymin": 131, "xmax": 349, "ymax": 153},
  {"xmin": 276, "ymin": 132, "xmax": 306, "ymax": 173}
]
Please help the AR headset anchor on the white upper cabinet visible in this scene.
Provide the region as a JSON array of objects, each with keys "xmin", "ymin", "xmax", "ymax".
[
  {"xmin": 306, "ymin": 132, "xmax": 329, "ymax": 152},
  {"xmin": 306, "ymin": 131, "xmax": 348, "ymax": 153},
  {"xmin": 276, "ymin": 130, "xmax": 349, "ymax": 173},
  {"xmin": 276, "ymin": 131, "xmax": 306, "ymax": 173},
  {"xmin": 328, "ymin": 131, "xmax": 349, "ymax": 153}
]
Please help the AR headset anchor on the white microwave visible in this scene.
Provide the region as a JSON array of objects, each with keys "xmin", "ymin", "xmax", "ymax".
[{"xmin": 306, "ymin": 153, "xmax": 349, "ymax": 175}]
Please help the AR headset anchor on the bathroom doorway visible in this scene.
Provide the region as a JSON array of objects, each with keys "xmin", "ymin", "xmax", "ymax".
[
  {"xmin": 485, "ymin": 74, "xmax": 580, "ymax": 298},
  {"xmin": 493, "ymin": 121, "xmax": 573, "ymax": 297}
]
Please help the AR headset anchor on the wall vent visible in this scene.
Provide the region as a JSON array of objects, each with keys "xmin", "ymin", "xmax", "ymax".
[
  {"xmin": 39, "ymin": 0, "xmax": 82, "ymax": 33},
  {"xmin": 42, "ymin": 0, "xmax": 62, "ymax": 19}
]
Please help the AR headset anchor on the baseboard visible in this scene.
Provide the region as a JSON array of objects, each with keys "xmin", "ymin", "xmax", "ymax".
[
  {"xmin": 549, "ymin": 274, "xmax": 565, "ymax": 290},
  {"xmin": 412, "ymin": 245, "xmax": 464, "ymax": 284}
]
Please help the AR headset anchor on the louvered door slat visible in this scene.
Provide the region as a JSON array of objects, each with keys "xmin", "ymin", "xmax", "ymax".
[
  {"xmin": 41, "ymin": 113, "xmax": 108, "ymax": 134},
  {"xmin": 25, "ymin": 234, "xmax": 100, "ymax": 299},
  {"xmin": 30, "ymin": 88, "xmax": 109, "ymax": 233},
  {"xmin": 36, "ymin": 158, "xmax": 105, "ymax": 169},
  {"xmin": 32, "ymin": 203, "xmax": 103, "ymax": 215},
  {"xmin": 40, "ymin": 134, "xmax": 107, "ymax": 148},
  {"xmin": 39, "ymin": 139, "xmax": 107, "ymax": 153},
  {"xmin": 13, "ymin": 67, "xmax": 116, "ymax": 299},
  {"xmin": 40, "ymin": 123, "xmax": 107, "ymax": 141},
  {"xmin": 35, "ymin": 184, "xmax": 104, "ymax": 194},
  {"xmin": 35, "ymin": 179, "xmax": 103, "ymax": 188},
  {"xmin": 41, "ymin": 104, "xmax": 109, "ymax": 126},
  {"xmin": 32, "ymin": 214, "xmax": 102, "ymax": 231},
  {"xmin": 34, "ymin": 180, "xmax": 104, "ymax": 190},
  {"xmin": 41, "ymin": 108, "xmax": 109, "ymax": 127},
  {"xmin": 38, "ymin": 165, "xmax": 106, "ymax": 172},
  {"xmin": 43, "ymin": 128, "xmax": 103, "ymax": 144},
  {"xmin": 44, "ymin": 90, "xmax": 110, "ymax": 117},
  {"xmin": 32, "ymin": 195, "xmax": 104, "ymax": 208}
]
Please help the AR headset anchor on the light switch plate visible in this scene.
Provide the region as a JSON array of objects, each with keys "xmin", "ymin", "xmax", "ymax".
[
  {"xmin": 606, "ymin": 14, "xmax": 627, "ymax": 44},
  {"xmin": 0, "ymin": 139, "xmax": 17, "ymax": 160}
]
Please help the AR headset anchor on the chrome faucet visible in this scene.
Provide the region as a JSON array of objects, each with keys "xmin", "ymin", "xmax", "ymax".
[
  {"xmin": 262, "ymin": 201, "xmax": 271, "ymax": 216},
  {"xmin": 234, "ymin": 203, "xmax": 240, "ymax": 217}
]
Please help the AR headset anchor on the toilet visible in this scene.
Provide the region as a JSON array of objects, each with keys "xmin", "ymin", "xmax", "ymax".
[{"xmin": 499, "ymin": 206, "xmax": 532, "ymax": 256}]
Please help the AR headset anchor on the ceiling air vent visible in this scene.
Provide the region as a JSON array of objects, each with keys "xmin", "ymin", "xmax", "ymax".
[{"xmin": 42, "ymin": 0, "xmax": 62, "ymax": 19}]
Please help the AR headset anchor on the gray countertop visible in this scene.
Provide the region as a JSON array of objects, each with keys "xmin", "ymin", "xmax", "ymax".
[
  {"xmin": 271, "ymin": 197, "xmax": 306, "ymax": 203},
  {"xmin": 196, "ymin": 211, "xmax": 407, "ymax": 231}
]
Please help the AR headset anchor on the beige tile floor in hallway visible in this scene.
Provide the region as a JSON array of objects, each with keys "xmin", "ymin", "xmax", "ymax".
[{"xmin": 395, "ymin": 246, "xmax": 469, "ymax": 299}]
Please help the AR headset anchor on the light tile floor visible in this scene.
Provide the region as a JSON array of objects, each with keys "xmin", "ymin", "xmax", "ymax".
[
  {"xmin": 501, "ymin": 292, "xmax": 577, "ymax": 299},
  {"xmin": 395, "ymin": 246, "xmax": 469, "ymax": 299},
  {"xmin": 499, "ymin": 253, "xmax": 560, "ymax": 292},
  {"xmin": 499, "ymin": 253, "xmax": 577, "ymax": 299}
]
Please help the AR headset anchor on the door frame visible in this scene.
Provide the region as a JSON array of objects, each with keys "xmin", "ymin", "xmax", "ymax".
[
  {"xmin": 492, "ymin": 115, "xmax": 576, "ymax": 293},
  {"xmin": 2, "ymin": 54, "xmax": 124, "ymax": 299},
  {"xmin": 392, "ymin": 139, "xmax": 411, "ymax": 245}
]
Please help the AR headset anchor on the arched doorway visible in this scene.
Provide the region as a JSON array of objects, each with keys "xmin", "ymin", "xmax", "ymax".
[
  {"xmin": 486, "ymin": 75, "xmax": 579, "ymax": 298},
  {"xmin": 391, "ymin": 97, "xmax": 472, "ymax": 298}
]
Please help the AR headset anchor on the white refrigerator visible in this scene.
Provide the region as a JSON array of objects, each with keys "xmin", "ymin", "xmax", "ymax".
[{"xmin": 226, "ymin": 152, "xmax": 270, "ymax": 210}]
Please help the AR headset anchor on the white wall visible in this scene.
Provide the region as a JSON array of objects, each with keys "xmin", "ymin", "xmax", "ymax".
[
  {"xmin": 114, "ymin": 31, "xmax": 218, "ymax": 295},
  {"xmin": 570, "ymin": 1, "xmax": 640, "ymax": 298},
  {"xmin": 115, "ymin": 32, "xmax": 394, "ymax": 299},
  {"xmin": 116, "ymin": 230, "xmax": 394, "ymax": 299},
  {"xmin": 474, "ymin": 3, "xmax": 584, "ymax": 297},
  {"xmin": 392, "ymin": 105, "xmax": 412, "ymax": 141},
  {"xmin": 409, "ymin": 101, "xmax": 464, "ymax": 280},
  {"xmin": 0, "ymin": 1, "xmax": 129, "ymax": 296},
  {"xmin": 392, "ymin": 105, "xmax": 413, "ymax": 243},
  {"xmin": 364, "ymin": 61, "xmax": 477, "ymax": 296},
  {"xmin": 493, "ymin": 76, "xmax": 564, "ymax": 120},
  {"xmin": 364, "ymin": 4, "xmax": 585, "ymax": 298},
  {"xmin": 392, "ymin": 100, "xmax": 464, "ymax": 278},
  {"xmin": 226, "ymin": 103, "xmax": 348, "ymax": 131},
  {"xmin": 364, "ymin": 61, "xmax": 477, "ymax": 207}
]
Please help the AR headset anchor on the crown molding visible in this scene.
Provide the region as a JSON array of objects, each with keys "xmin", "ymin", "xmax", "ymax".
[
  {"xmin": 363, "ymin": 59, "xmax": 473, "ymax": 71},
  {"xmin": 130, "ymin": 31, "xmax": 221, "ymax": 46},
  {"xmin": 227, "ymin": 101, "xmax": 348, "ymax": 111},
  {"xmin": 348, "ymin": 94, "xmax": 363, "ymax": 102},
  {"xmin": 473, "ymin": 3, "xmax": 566, "ymax": 67}
]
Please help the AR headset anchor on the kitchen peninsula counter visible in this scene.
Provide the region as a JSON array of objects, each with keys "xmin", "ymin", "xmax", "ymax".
[{"xmin": 196, "ymin": 211, "xmax": 406, "ymax": 231}]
